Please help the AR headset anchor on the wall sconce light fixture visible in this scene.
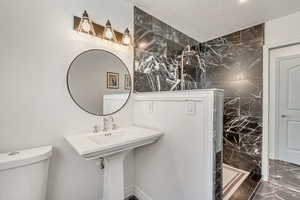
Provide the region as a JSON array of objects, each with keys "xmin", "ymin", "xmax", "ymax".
[
  {"xmin": 74, "ymin": 11, "xmax": 132, "ymax": 47},
  {"xmin": 77, "ymin": 10, "xmax": 96, "ymax": 36}
]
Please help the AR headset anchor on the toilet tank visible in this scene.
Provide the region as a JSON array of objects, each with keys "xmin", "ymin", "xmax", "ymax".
[{"xmin": 0, "ymin": 146, "xmax": 52, "ymax": 200}]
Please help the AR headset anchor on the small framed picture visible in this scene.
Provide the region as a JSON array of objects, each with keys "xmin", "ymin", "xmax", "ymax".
[
  {"xmin": 107, "ymin": 72, "xmax": 119, "ymax": 89},
  {"xmin": 124, "ymin": 74, "xmax": 131, "ymax": 90}
]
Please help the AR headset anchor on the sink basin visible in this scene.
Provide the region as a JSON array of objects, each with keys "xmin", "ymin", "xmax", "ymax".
[
  {"xmin": 65, "ymin": 126, "xmax": 163, "ymax": 160},
  {"xmin": 88, "ymin": 132, "xmax": 129, "ymax": 145},
  {"xmin": 65, "ymin": 126, "xmax": 163, "ymax": 200}
]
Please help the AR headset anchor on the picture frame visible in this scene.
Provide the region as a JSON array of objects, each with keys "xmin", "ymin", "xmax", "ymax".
[
  {"xmin": 107, "ymin": 72, "xmax": 119, "ymax": 89},
  {"xmin": 124, "ymin": 74, "xmax": 131, "ymax": 90}
]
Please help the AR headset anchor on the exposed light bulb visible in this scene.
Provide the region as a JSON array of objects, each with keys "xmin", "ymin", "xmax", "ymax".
[
  {"xmin": 122, "ymin": 28, "xmax": 131, "ymax": 46},
  {"xmin": 78, "ymin": 10, "xmax": 95, "ymax": 36},
  {"xmin": 104, "ymin": 29, "xmax": 114, "ymax": 40},
  {"xmin": 123, "ymin": 35, "xmax": 131, "ymax": 45},
  {"xmin": 81, "ymin": 19, "xmax": 91, "ymax": 32},
  {"xmin": 103, "ymin": 20, "xmax": 116, "ymax": 41}
]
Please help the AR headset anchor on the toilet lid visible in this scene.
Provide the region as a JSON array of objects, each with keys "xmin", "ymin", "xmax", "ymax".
[{"xmin": 0, "ymin": 145, "xmax": 52, "ymax": 171}]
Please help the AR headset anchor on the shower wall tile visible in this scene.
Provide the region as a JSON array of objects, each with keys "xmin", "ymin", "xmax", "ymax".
[
  {"xmin": 224, "ymin": 115, "xmax": 240, "ymax": 135},
  {"xmin": 166, "ymin": 40, "xmax": 184, "ymax": 56},
  {"xmin": 133, "ymin": 71, "xmax": 154, "ymax": 92},
  {"xmin": 224, "ymin": 115, "xmax": 263, "ymax": 154},
  {"xmin": 135, "ymin": 25, "xmax": 167, "ymax": 55},
  {"xmin": 215, "ymin": 151, "xmax": 223, "ymax": 200},
  {"xmin": 134, "ymin": 6, "xmax": 199, "ymax": 92},
  {"xmin": 224, "ymin": 97, "xmax": 240, "ymax": 116},
  {"xmin": 241, "ymin": 24, "xmax": 264, "ymax": 43},
  {"xmin": 201, "ymin": 29, "xmax": 263, "ymax": 84},
  {"xmin": 226, "ymin": 31, "xmax": 241, "ymax": 44},
  {"xmin": 134, "ymin": 7, "xmax": 153, "ymax": 29},
  {"xmin": 240, "ymin": 98, "xmax": 262, "ymax": 117},
  {"xmin": 224, "ymin": 132, "xmax": 240, "ymax": 149},
  {"xmin": 134, "ymin": 50, "xmax": 181, "ymax": 91},
  {"xmin": 201, "ymin": 24, "xmax": 264, "ymax": 179},
  {"xmin": 206, "ymin": 80, "xmax": 262, "ymax": 98},
  {"xmin": 237, "ymin": 116, "xmax": 262, "ymax": 135}
]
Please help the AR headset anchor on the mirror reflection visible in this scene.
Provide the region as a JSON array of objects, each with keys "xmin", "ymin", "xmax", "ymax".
[{"xmin": 67, "ymin": 49, "xmax": 131, "ymax": 116}]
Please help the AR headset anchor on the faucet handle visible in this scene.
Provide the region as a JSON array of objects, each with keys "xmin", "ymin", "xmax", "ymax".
[
  {"xmin": 102, "ymin": 117, "xmax": 110, "ymax": 132},
  {"xmin": 112, "ymin": 123, "xmax": 118, "ymax": 130},
  {"xmin": 93, "ymin": 125, "xmax": 99, "ymax": 133},
  {"xmin": 110, "ymin": 117, "xmax": 118, "ymax": 130},
  {"xmin": 102, "ymin": 116, "xmax": 118, "ymax": 131}
]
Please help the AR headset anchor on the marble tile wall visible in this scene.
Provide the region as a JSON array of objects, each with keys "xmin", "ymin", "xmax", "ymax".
[
  {"xmin": 201, "ymin": 25, "xmax": 264, "ymax": 174},
  {"xmin": 134, "ymin": 7, "xmax": 199, "ymax": 92},
  {"xmin": 214, "ymin": 151, "xmax": 223, "ymax": 200}
]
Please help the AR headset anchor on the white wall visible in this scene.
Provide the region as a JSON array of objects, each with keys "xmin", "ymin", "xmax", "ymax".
[
  {"xmin": 132, "ymin": 90, "xmax": 222, "ymax": 200},
  {"xmin": 263, "ymin": 11, "xmax": 300, "ymax": 179},
  {"xmin": 0, "ymin": 0, "xmax": 134, "ymax": 200},
  {"xmin": 265, "ymin": 11, "xmax": 300, "ymax": 46}
]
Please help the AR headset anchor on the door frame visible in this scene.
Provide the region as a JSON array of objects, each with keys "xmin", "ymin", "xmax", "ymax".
[{"xmin": 263, "ymin": 37, "xmax": 300, "ymax": 180}]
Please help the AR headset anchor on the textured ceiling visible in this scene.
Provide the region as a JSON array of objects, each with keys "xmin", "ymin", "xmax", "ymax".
[{"xmin": 134, "ymin": 0, "xmax": 300, "ymax": 42}]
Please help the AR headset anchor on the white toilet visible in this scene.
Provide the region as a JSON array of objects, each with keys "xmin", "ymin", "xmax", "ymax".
[{"xmin": 0, "ymin": 145, "xmax": 52, "ymax": 200}]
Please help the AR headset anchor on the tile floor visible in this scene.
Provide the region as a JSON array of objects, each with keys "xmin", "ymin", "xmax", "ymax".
[
  {"xmin": 253, "ymin": 181, "xmax": 300, "ymax": 200},
  {"xmin": 128, "ymin": 160, "xmax": 300, "ymax": 200},
  {"xmin": 223, "ymin": 146, "xmax": 261, "ymax": 200},
  {"xmin": 253, "ymin": 160, "xmax": 300, "ymax": 200}
]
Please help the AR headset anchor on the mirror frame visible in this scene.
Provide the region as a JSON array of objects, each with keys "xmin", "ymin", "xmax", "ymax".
[{"xmin": 66, "ymin": 49, "xmax": 132, "ymax": 116}]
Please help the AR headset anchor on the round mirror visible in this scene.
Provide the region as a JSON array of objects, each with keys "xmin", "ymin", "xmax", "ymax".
[{"xmin": 67, "ymin": 49, "xmax": 131, "ymax": 116}]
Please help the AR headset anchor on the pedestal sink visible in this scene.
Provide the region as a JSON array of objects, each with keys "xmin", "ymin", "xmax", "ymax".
[{"xmin": 65, "ymin": 126, "xmax": 163, "ymax": 200}]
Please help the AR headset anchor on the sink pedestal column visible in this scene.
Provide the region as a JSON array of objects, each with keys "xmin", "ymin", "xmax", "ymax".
[{"xmin": 103, "ymin": 150, "xmax": 131, "ymax": 200}]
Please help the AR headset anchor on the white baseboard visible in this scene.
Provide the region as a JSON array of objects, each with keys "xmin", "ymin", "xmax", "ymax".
[
  {"xmin": 269, "ymin": 153, "xmax": 277, "ymax": 160},
  {"xmin": 101, "ymin": 185, "xmax": 152, "ymax": 200},
  {"xmin": 100, "ymin": 185, "xmax": 134, "ymax": 200},
  {"xmin": 133, "ymin": 186, "xmax": 152, "ymax": 200}
]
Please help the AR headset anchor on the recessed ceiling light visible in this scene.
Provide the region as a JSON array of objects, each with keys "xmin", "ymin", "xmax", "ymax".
[{"xmin": 239, "ymin": 0, "xmax": 248, "ymax": 3}]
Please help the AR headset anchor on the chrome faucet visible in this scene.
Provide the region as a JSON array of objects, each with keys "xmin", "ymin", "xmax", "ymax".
[
  {"xmin": 102, "ymin": 116, "xmax": 118, "ymax": 132},
  {"xmin": 102, "ymin": 117, "xmax": 110, "ymax": 132}
]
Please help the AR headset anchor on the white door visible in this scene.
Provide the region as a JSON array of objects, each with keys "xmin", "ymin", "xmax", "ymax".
[{"xmin": 278, "ymin": 55, "xmax": 300, "ymax": 165}]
